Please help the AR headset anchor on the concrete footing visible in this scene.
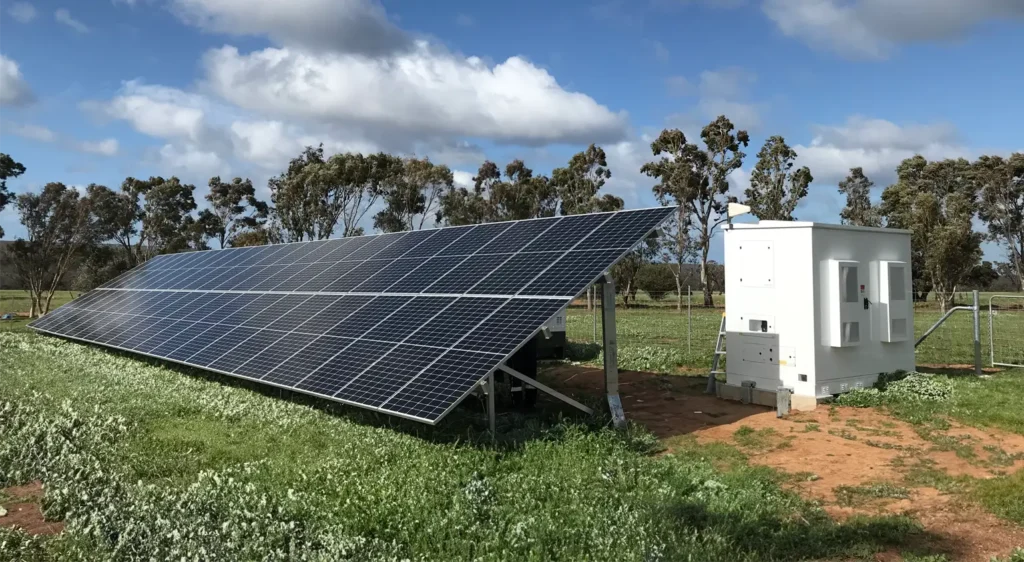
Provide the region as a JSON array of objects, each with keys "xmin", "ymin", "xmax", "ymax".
[{"xmin": 716, "ymin": 382, "xmax": 818, "ymax": 412}]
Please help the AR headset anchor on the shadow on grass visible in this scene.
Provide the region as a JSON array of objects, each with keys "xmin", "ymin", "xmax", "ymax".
[
  {"xmin": 668, "ymin": 500, "xmax": 950, "ymax": 561},
  {"xmin": 82, "ymin": 344, "xmax": 629, "ymax": 453},
  {"xmin": 915, "ymin": 365, "xmax": 1005, "ymax": 377}
]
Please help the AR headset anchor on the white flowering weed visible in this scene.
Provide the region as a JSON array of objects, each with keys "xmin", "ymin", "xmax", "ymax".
[{"xmin": 0, "ymin": 333, "xmax": 922, "ymax": 561}]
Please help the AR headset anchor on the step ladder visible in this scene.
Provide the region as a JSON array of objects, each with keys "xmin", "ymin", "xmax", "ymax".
[{"xmin": 705, "ymin": 313, "xmax": 726, "ymax": 394}]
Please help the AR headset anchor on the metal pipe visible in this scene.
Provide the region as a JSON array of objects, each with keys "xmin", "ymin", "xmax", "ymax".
[
  {"xmin": 914, "ymin": 305, "xmax": 972, "ymax": 348},
  {"xmin": 989, "ymin": 295, "xmax": 996, "ymax": 368},
  {"xmin": 601, "ymin": 274, "xmax": 626, "ymax": 429},
  {"xmin": 687, "ymin": 285, "xmax": 691, "ymax": 354},
  {"xmin": 487, "ymin": 371, "xmax": 495, "ymax": 438},
  {"xmin": 972, "ymin": 290, "xmax": 982, "ymax": 376}
]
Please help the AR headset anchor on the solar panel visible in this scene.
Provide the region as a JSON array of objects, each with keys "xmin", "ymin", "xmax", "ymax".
[{"xmin": 29, "ymin": 207, "xmax": 673, "ymax": 424}]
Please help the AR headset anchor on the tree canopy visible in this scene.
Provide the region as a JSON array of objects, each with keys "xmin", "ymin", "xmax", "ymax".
[
  {"xmin": 743, "ymin": 135, "xmax": 812, "ymax": 221},
  {"xmin": 881, "ymin": 156, "xmax": 983, "ymax": 311},
  {"xmin": 837, "ymin": 167, "xmax": 881, "ymax": 227},
  {"xmin": 641, "ymin": 116, "xmax": 749, "ymax": 306}
]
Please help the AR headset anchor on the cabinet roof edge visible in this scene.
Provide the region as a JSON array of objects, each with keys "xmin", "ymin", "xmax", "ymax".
[{"xmin": 727, "ymin": 221, "xmax": 911, "ymax": 235}]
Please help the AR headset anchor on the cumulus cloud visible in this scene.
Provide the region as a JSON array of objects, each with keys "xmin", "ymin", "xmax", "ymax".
[
  {"xmin": 95, "ymin": 81, "xmax": 209, "ymax": 140},
  {"xmin": 0, "ymin": 55, "xmax": 34, "ymax": 106},
  {"xmin": 89, "ymin": 0, "xmax": 631, "ymax": 197},
  {"xmin": 55, "ymin": 8, "xmax": 89, "ymax": 33},
  {"xmin": 793, "ymin": 115, "xmax": 973, "ymax": 186},
  {"xmin": 156, "ymin": 143, "xmax": 227, "ymax": 178},
  {"xmin": 201, "ymin": 44, "xmax": 629, "ymax": 146},
  {"xmin": 7, "ymin": 2, "xmax": 36, "ymax": 23},
  {"xmin": 170, "ymin": 0, "xmax": 411, "ymax": 55},
  {"xmin": 229, "ymin": 120, "xmax": 378, "ymax": 169},
  {"xmin": 763, "ymin": 0, "xmax": 1024, "ymax": 59}
]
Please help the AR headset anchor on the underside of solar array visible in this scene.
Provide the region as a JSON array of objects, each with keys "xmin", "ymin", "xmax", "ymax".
[{"xmin": 29, "ymin": 207, "xmax": 674, "ymax": 424}]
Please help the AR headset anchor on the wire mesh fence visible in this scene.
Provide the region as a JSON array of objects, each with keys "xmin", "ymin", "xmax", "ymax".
[
  {"xmin": 989, "ymin": 295, "xmax": 1024, "ymax": 367},
  {"xmin": 565, "ymin": 290, "xmax": 1024, "ymax": 374}
]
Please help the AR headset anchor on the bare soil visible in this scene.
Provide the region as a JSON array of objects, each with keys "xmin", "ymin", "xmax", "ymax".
[
  {"xmin": 0, "ymin": 481, "xmax": 64, "ymax": 536},
  {"xmin": 543, "ymin": 365, "xmax": 1024, "ymax": 561}
]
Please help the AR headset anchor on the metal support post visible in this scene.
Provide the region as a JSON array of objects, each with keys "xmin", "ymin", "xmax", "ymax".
[
  {"xmin": 687, "ymin": 285, "xmax": 692, "ymax": 354},
  {"xmin": 487, "ymin": 371, "xmax": 496, "ymax": 437},
  {"xmin": 972, "ymin": 290, "xmax": 982, "ymax": 376},
  {"xmin": 592, "ymin": 285, "xmax": 598, "ymax": 343},
  {"xmin": 600, "ymin": 273, "xmax": 626, "ymax": 429}
]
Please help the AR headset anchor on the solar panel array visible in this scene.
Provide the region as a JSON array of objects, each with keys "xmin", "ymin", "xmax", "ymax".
[{"xmin": 29, "ymin": 207, "xmax": 673, "ymax": 423}]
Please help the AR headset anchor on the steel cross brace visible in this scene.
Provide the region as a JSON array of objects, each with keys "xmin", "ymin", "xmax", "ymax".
[{"xmin": 497, "ymin": 364, "xmax": 594, "ymax": 416}]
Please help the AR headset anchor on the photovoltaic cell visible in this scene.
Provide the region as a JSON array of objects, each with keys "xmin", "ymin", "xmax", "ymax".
[
  {"xmin": 262, "ymin": 335, "xmax": 355, "ymax": 387},
  {"xmin": 424, "ymin": 254, "xmax": 512, "ymax": 293},
  {"xmin": 30, "ymin": 207, "xmax": 674, "ymax": 424},
  {"xmin": 336, "ymin": 344, "xmax": 438, "ymax": 407},
  {"xmin": 380, "ymin": 350, "xmax": 497, "ymax": 420},
  {"xmin": 297, "ymin": 339, "xmax": 395, "ymax": 397}
]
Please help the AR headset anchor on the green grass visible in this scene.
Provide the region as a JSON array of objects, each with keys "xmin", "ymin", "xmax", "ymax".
[{"xmin": 0, "ymin": 331, "xmax": 928, "ymax": 561}]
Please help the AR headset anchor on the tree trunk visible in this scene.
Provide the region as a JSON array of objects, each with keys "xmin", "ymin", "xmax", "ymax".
[
  {"xmin": 699, "ymin": 259, "xmax": 714, "ymax": 307},
  {"xmin": 43, "ymin": 291, "xmax": 56, "ymax": 316},
  {"xmin": 675, "ymin": 275, "xmax": 682, "ymax": 314}
]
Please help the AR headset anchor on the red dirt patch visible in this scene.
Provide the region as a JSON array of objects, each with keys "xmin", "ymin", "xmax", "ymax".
[
  {"xmin": 1, "ymin": 481, "xmax": 64, "ymax": 536},
  {"xmin": 542, "ymin": 365, "xmax": 1024, "ymax": 561},
  {"xmin": 541, "ymin": 365, "xmax": 769, "ymax": 437}
]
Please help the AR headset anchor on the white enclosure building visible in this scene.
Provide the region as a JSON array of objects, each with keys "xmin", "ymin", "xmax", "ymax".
[{"xmin": 722, "ymin": 221, "xmax": 915, "ymax": 406}]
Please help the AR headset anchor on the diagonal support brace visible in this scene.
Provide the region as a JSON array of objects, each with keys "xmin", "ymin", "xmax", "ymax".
[{"xmin": 498, "ymin": 364, "xmax": 594, "ymax": 416}]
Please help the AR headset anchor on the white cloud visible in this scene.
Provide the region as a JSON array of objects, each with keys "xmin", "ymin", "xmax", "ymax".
[
  {"xmin": 763, "ymin": 0, "xmax": 1024, "ymax": 59},
  {"xmin": 229, "ymin": 120, "xmax": 377, "ymax": 169},
  {"xmin": 452, "ymin": 170, "xmax": 474, "ymax": 189},
  {"xmin": 12, "ymin": 123, "xmax": 56, "ymax": 142},
  {"xmin": 157, "ymin": 143, "xmax": 227, "ymax": 177},
  {"xmin": 0, "ymin": 55, "xmax": 34, "ymax": 106},
  {"xmin": 77, "ymin": 138, "xmax": 119, "ymax": 156},
  {"xmin": 201, "ymin": 43, "xmax": 629, "ymax": 146},
  {"xmin": 602, "ymin": 135, "xmax": 658, "ymax": 206},
  {"xmin": 793, "ymin": 115, "xmax": 974, "ymax": 186},
  {"xmin": 96, "ymin": 81, "xmax": 208, "ymax": 140},
  {"xmin": 7, "ymin": 2, "xmax": 36, "ymax": 23},
  {"xmin": 55, "ymin": 8, "xmax": 89, "ymax": 33},
  {"xmin": 170, "ymin": 0, "xmax": 410, "ymax": 55}
]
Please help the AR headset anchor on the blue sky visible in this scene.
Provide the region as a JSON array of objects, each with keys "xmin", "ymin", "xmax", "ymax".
[{"xmin": 1, "ymin": 0, "xmax": 1022, "ymax": 259}]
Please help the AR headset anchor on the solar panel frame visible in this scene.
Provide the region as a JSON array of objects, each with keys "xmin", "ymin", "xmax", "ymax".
[{"xmin": 30, "ymin": 207, "xmax": 674, "ymax": 425}]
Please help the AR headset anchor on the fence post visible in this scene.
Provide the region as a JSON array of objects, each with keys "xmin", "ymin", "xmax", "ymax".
[
  {"xmin": 687, "ymin": 285, "xmax": 692, "ymax": 355},
  {"xmin": 973, "ymin": 290, "xmax": 982, "ymax": 376}
]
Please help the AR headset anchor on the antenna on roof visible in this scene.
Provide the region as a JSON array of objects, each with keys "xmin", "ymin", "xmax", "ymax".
[{"xmin": 726, "ymin": 202, "xmax": 751, "ymax": 228}]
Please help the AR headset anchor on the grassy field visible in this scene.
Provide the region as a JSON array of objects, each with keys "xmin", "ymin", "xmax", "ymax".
[
  {"xmin": 0, "ymin": 331, "xmax": 936, "ymax": 561},
  {"xmin": 2, "ymin": 289, "xmax": 1024, "ymax": 560}
]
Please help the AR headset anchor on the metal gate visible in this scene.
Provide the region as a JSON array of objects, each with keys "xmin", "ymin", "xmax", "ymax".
[{"xmin": 989, "ymin": 295, "xmax": 1024, "ymax": 368}]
